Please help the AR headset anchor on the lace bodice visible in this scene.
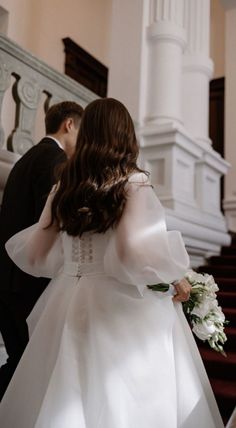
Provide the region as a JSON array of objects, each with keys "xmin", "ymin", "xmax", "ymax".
[
  {"xmin": 63, "ymin": 232, "xmax": 110, "ymax": 265},
  {"xmin": 62, "ymin": 231, "xmax": 111, "ymax": 277}
]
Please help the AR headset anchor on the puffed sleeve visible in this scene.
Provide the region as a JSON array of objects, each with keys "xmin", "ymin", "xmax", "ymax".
[
  {"xmin": 104, "ymin": 172, "xmax": 190, "ymax": 295},
  {"xmin": 5, "ymin": 187, "xmax": 63, "ymax": 278}
]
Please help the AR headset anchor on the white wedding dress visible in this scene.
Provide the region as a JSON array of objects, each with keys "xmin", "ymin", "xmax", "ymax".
[{"xmin": 0, "ymin": 173, "xmax": 224, "ymax": 428}]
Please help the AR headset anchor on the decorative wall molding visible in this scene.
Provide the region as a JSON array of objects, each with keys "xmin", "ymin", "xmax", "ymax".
[{"xmin": 63, "ymin": 37, "xmax": 108, "ymax": 97}]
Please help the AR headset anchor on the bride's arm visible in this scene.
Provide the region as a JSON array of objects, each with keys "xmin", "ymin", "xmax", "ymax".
[
  {"xmin": 104, "ymin": 173, "xmax": 190, "ymax": 295},
  {"xmin": 27, "ymin": 187, "xmax": 59, "ymax": 264},
  {"xmin": 6, "ymin": 186, "xmax": 63, "ymax": 278}
]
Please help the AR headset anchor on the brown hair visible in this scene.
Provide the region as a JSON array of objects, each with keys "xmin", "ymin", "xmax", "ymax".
[
  {"xmin": 51, "ymin": 98, "xmax": 147, "ymax": 236},
  {"xmin": 45, "ymin": 101, "xmax": 83, "ymax": 134}
]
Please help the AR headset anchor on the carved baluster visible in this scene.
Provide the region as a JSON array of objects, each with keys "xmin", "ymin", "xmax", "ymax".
[
  {"xmin": 0, "ymin": 56, "xmax": 11, "ymax": 148},
  {"xmin": 8, "ymin": 75, "xmax": 41, "ymax": 154}
]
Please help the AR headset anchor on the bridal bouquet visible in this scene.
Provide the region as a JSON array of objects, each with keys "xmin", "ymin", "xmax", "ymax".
[{"xmin": 148, "ymin": 270, "xmax": 228, "ymax": 356}]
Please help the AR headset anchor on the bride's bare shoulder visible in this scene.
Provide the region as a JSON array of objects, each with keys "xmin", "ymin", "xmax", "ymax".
[{"xmin": 128, "ymin": 172, "xmax": 150, "ymax": 185}]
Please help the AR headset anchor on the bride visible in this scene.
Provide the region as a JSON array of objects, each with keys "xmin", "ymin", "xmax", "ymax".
[{"xmin": 0, "ymin": 98, "xmax": 224, "ymax": 427}]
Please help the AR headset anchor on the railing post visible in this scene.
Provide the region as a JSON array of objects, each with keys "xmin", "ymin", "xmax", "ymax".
[
  {"xmin": 0, "ymin": 54, "xmax": 11, "ymax": 148},
  {"xmin": 7, "ymin": 75, "xmax": 41, "ymax": 154}
]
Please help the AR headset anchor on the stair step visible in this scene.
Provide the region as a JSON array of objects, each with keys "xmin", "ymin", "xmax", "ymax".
[
  {"xmin": 210, "ymin": 255, "xmax": 236, "ymax": 266},
  {"xmin": 200, "ymin": 348, "xmax": 236, "ymax": 380},
  {"xmin": 210, "ymin": 378, "xmax": 236, "ymax": 421},
  {"xmin": 198, "ymin": 265, "xmax": 236, "ymax": 278},
  {"xmin": 223, "ymin": 307, "xmax": 236, "ymax": 323},
  {"xmin": 230, "ymin": 234, "xmax": 236, "ymax": 245},
  {"xmin": 217, "ymin": 291, "xmax": 236, "ymax": 307},
  {"xmin": 224, "ymin": 327, "xmax": 236, "ymax": 351},
  {"xmin": 214, "ymin": 278, "xmax": 236, "ymax": 291},
  {"xmin": 198, "ymin": 238, "xmax": 236, "ymax": 424},
  {"xmin": 222, "ymin": 245, "xmax": 236, "ymax": 256}
]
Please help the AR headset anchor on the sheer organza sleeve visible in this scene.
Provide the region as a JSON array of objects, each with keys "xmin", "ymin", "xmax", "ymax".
[
  {"xmin": 5, "ymin": 187, "xmax": 63, "ymax": 278},
  {"xmin": 104, "ymin": 173, "xmax": 190, "ymax": 295}
]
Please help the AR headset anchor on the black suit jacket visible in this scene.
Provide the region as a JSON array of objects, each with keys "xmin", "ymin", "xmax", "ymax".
[{"xmin": 0, "ymin": 137, "xmax": 66, "ymax": 299}]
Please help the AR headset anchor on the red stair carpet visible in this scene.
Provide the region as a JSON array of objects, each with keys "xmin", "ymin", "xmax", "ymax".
[{"xmin": 197, "ymin": 236, "xmax": 236, "ymax": 425}]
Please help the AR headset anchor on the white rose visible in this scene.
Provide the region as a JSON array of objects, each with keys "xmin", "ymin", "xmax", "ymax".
[
  {"xmin": 208, "ymin": 298, "xmax": 219, "ymax": 310},
  {"xmin": 205, "ymin": 275, "xmax": 219, "ymax": 292},
  {"xmin": 185, "ymin": 270, "xmax": 205, "ymax": 284},
  {"xmin": 195, "ymin": 273, "xmax": 207, "ymax": 283},
  {"xmin": 191, "ymin": 300, "xmax": 212, "ymax": 318},
  {"xmin": 212, "ymin": 307, "xmax": 225, "ymax": 323},
  {"xmin": 185, "ymin": 270, "xmax": 196, "ymax": 282},
  {"xmin": 198, "ymin": 274, "xmax": 215, "ymax": 290},
  {"xmin": 192, "ymin": 320, "xmax": 216, "ymax": 341}
]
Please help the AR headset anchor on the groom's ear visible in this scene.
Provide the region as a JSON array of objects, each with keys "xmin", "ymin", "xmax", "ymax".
[{"xmin": 64, "ymin": 118, "xmax": 74, "ymax": 133}]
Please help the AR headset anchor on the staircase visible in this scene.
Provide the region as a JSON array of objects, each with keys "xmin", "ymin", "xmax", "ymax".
[{"xmin": 198, "ymin": 236, "xmax": 236, "ymax": 425}]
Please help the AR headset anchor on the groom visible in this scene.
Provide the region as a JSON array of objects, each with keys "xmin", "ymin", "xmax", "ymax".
[{"xmin": 0, "ymin": 101, "xmax": 83, "ymax": 399}]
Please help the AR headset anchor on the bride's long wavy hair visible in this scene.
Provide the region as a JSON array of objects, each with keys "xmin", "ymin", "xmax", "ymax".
[{"xmin": 51, "ymin": 98, "xmax": 147, "ymax": 236}]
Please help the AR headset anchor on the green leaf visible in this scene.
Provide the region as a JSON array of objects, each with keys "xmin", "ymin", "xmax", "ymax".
[{"xmin": 147, "ymin": 283, "xmax": 170, "ymax": 292}]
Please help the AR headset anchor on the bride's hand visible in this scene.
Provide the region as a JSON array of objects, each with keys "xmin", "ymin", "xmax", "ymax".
[{"xmin": 172, "ymin": 278, "xmax": 191, "ymax": 302}]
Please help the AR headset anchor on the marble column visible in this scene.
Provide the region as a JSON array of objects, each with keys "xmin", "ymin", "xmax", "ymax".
[
  {"xmin": 139, "ymin": 0, "xmax": 205, "ymax": 221},
  {"xmin": 181, "ymin": 0, "xmax": 229, "ymax": 224},
  {"xmin": 108, "ymin": 0, "xmax": 230, "ymax": 265},
  {"xmin": 183, "ymin": 0, "xmax": 213, "ymax": 145},
  {"xmin": 145, "ymin": 0, "xmax": 186, "ymax": 126}
]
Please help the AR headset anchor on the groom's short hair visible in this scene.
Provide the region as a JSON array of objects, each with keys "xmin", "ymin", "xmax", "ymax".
[{"xmin": 45, "ymin": 101, "xmax": 83, "ymax": 134}]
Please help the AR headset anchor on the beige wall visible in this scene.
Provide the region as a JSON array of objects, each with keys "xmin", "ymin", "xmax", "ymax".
[
  {"xmin": 210, "ymin": 0, "xmax": 225, "ymax": 78},
  {"xmin": 0, "ymin": 0, "xmax": 111, "ymax": 71},
  {"xmin": 224, "ymin": 6, "xmax": 236, "ymax": 199},
  {"xmin": 27, "ymin": 0, "xmax": 111, "ymax": 72}
]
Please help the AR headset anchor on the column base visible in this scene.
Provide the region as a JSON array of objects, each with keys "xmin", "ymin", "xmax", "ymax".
[
  {"xmin": 166, "ymin": 207, "xmax": 231, "ymax": 267},
  {"xmin": 137, "ymin": 123, "xmax": 231, "ymax": 265}
]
